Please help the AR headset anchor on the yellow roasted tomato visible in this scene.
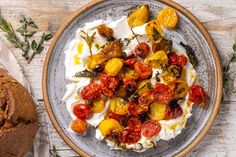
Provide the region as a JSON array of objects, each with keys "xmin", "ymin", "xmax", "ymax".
[
  {"xmin": 137, "ymin": 80, "xmax": 152, "ymax": 95},
  {"xmin": 109, "ymin": 97, "xmax": 128, "ymax": 115},
  {"xmin": 124, "ymin": 69, "xmax": 139, "ymax": 80},
  {"xmin": 174, "ymin": 80, "xmax": 189, "ymax": 98},
  {"xmin": 145, "ymin": 20, "xmax": 164, "ymax": 42},
  {"xmin": 105, "ymin": 58, "xmax": 123, "ymax": 76},
  {"xmin": 128, "ymin": 4, "xmax": 150, "ymax": 27},
  {"xmin": 92, "ymin": 99, "xmax": 105, "ymax": 113},
  {"xmin": 98, "ymin": 119, "xmax": 123, "ymax": 137},
  {"xmin": 148, "ymin": 102, "xmax": 167, "ymax": 120},
  {"xmin": 157, "ymin": 8, "xmax": 179, "ymax": 29},
  {"xmin": 162, "ymin": 71, "xmax": 177, "ymax": 83},
  {"xmin": 87, "ymin": 53, "xmax": 107, "ymax": 70},
  {"xmin": 145, "ymin": 50, "xmax": 168, "ymax": 69}
]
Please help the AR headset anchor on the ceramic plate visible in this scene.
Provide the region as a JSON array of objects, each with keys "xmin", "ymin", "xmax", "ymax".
[{"xmin": 43, "ymin": 0, "xmax": 222, "ymax": 156}]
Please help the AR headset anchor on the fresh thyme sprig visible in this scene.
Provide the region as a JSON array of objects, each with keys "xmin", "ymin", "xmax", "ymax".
[
  {"xmin": 28, "ymin": 32, "xmax": 52, "ymax": 64},
  {"xmin": 80, "ymin": 30, "xmax": 96, "ymax": 55},
  {"xmin": 0, "ymin": 16, "xmax": 29, "ymax": 58},
  {"xmin": 16, "ymin": 15, "xmax": 38, "ymax": 59},
  {"xmin": 49, "ymin": 145, "xmax": 61, "ymax": 157},
  {"xmin": 223, "ymin": 39, "xmax": 236, "ymax": 97}
]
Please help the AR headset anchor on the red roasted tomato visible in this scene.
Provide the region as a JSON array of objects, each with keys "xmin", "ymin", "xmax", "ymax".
[
  {"xmin": 73, "ymin": 103, "xmax": 93, "ymax": 120},
  {"xmin": 189, "ymin": 85, "xmax": 208, "ymax": 105},
  {"xmin": 153, "ymin": 83, "xmax": 173, "ymax": 104},
  {"xmin": 138, "ymin": 91, "xmax": 155, "ymax": 107},
  {"xmin": 119, "ymin": 128, "xmax": 141, "ymax": 144},
  {"xmin": 107, "ymin": 112, "xmax": 127, "ymax": 126},
  {"xmin": 81, "ymin": 82, "xmax": 102, "ymax": 100},
  {"xmin": 123, "ymin": 56, "xmax": 138, "ymax": 68},
  {"xmin": 127, "ymin": 116, "xmax": 142, "ymax": 131},
  {"xmin": 134, "ymin": 61, "xmax": 152, "ymax": 79},
  {"xmin": 134, "ymin": 42, "xmax": 150, "ymax": 58},
  {"xmin": 100, "ymin": 73, "xmax": 119, "ymax": 89},
  {"xmin": 101, "ymin": 84, "xmax": 114, "ymax": 97},
  {"xmin": 141, "ymin": 120, "xmax": 161, "ymax": 138},
  {"xmin": 165, "ymin": 101, "xmax": 183, "ymax": 119},
  {"xmin": 168, "ymin": 53, "xmax": 188, "ymax": 67}
]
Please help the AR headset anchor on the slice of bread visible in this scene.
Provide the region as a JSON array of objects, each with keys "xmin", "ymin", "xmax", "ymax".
[{"xmin": 0, "ymin": 69, "xmax": 38, "ymax": 157}]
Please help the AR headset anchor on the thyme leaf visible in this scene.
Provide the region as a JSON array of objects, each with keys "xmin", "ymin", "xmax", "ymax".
[
  {"xmin": 180, "ymin": 42, "xmax": 199, "ymax": 68},
  {"xmin": 80, "ymin": 30, "xmax": 96, "ymax": 55},
  {"xmin": 50, "ymin": 145, "xmax": 61, "ymax": 157}
]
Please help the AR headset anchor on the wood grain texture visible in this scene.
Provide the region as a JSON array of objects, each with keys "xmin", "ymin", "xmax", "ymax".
[{"xmin": 0, "ymin": 0, "xmax": 236, "ymax": 156}]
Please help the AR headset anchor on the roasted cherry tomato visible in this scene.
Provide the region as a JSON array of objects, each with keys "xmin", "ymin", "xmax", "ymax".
[
  {"xmin": 100, "ymin": 73, "xmax": 119, "ymax": 89},
  {"xmin": 127, "ymin": 116, "xmax": 142, "ymax": 131},
  {"xmin": 157, "ymin": 8, "xmax": 179, "ymax": 29},
  {"xmin": 73, "ymin": 103, "xmax": 93, "ymax": 120},
  {"xmin": 165, "ymin": 99, "xmax": 183, "ymax": 119},
  {"xmin": 123, "ymin": 78, "xmax": 137, "ymax": 95},
  {"xmin": 153, "ymin": 83, "xmax": 173, "ymax": 104},
  {"xmin": 189, "ymin": 85, "xmax": 208, "ymax": 105},
  {"xmin": 97, "ymin": 24, "xmax": 114, "ymax": 40},
  {"xmin": 99, "ymin": 119, "xmax": 123, "ymax": 138},
  {"xmin": 134, "ymin": 42, "xmax": 150, "ymax": 58},
  {"xmin": 148, "ymin": 102, "xmax": 167, "ymax": 120},
  {"xmin": 71, "ymin": 118, "xmax": 87, "ymax": 135},
  {"xmin": 101, "ymin": 85, "xmax": 114, "ymax": 97},
  {"xmin": 119, "ymin": 128, "xmax": 141, "ymax": 144},
  {"xmin": 110, "ymin": 97, "xmax": 129, "ymax": 115},
  {"xmin": 92, "ymin": 99, "xmax": 105, "ymax": 113},
  {"xmin": 141, "ymin": 120, "xmax": 161, "ymax": 138},
  {"xmin": 168, "ymin": 53, "xmax": 188, "ymax": 67},
  {"xmin": 128, "ymin": 99, "xmax": 150, "ymax": 115},
  {"xmin": 123, "ymin": 58, "xmax": 138, "ymax": 68},
  {"xmin": 138, "ymin": 91, "xmax": 155, "ymax": 107},
  {"xmin": 134, "ymin": 61, "xmax": 152, "ymax": 79},
  {"xmin": 81, "ymin": 82, "xmax": 101, "ymax": 100},
  {"xmin": 108, "ymin": 112, "xmax": 127, "ymax": 126}
]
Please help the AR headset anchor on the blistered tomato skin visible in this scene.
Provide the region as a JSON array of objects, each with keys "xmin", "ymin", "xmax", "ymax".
[
  {"xmin": 73, "ymin": 104, "xmax": 93, "ymax": 120},
  {"xmin": 134, "ymin": 42, "xmax": 150, "ymax": 58},
  {"xmin": 153, "ymin": 83, "xmax": 173, "ymax": 104},
  {"xmin": 81, "ymin": 82, "xmax": 102, "ymax": 100},
  {"xmin": 71, "ymin": 118, "xmax": 87, "ymax": 135},
  {"xmin": 119, "ymin": 128, "xmax": 141, "ymax": 144},
  {"xmin": 100, "ymin": 73, "xmax": 119, "ymax": 89},
  {"xmin": 127, "ymin": 116, "xmax": 142, "ymax": 131},
  {"xmin": 165, "ymin": 100, "xmax": 183, "ymax": 119},
  {"xmin": 168, "ymin": 53, "xmax": 188, "ymax": 67},
  {"xmin": 123, "ymin": 57, "xmax": 138, "ymax": 68},
  {"xmin": 189, "ymin": 85, "xmax": 208, "ymax": 105},
  {"xmin": 134, "ymin": 61, "xmax": 153, "ymax": 79},
  {"xmin": 141, "ymin": 120, "xmax": 161, "ymax": 138}
]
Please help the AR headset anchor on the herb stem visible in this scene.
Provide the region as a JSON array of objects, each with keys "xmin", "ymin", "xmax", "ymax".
[
  {"xmin": 27, "ymin": 52, "xmax": 36, "ymax": 64},
  {"xmin": 130, "ymin": 28, "xmax": 140, "ymax": 44}
]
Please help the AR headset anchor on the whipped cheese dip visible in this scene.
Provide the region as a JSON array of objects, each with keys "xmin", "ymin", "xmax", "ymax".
[{"xmin": 63, "ymin": 16, "xmax": 196, "ymax": 152}]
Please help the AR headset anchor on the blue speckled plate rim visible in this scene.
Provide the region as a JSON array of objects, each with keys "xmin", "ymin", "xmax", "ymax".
[{"xmin": 42, "ymin": 0, "xmax": 222, "ymax": 156}]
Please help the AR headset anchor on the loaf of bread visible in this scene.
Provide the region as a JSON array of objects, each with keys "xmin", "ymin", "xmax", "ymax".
[{"xmin": 0, "ymin": 69, "xmax": 38, "ymax": 157}]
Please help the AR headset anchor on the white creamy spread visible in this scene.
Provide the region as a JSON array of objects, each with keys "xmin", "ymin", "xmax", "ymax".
[{"xmin": 63, "ymin": 16, "xmax": 196, "ymax": 152}]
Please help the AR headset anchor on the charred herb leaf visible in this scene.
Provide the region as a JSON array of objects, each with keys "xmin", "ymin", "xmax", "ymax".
[
  {"xmin": 75, "ymin": 70, "xmax": 98, "ymax": 78},
  {"xmin": 50, "ymin": 145, "xmax": 61, "ymax": 157},
  {"xmin": 80, "ymin": 30, "xmax": 96, "ymax": 55},
  {"xmin": 180, "ymin": 42, "xmax": 198, "ymax": 68}
]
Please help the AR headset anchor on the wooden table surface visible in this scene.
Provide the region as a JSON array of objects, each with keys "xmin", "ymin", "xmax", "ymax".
[{"xmin": 0, "ymin": 0, "xmax": 236, "ymax": 156}]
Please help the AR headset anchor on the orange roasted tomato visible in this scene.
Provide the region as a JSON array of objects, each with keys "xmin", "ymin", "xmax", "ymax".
[
  {"xmin": 134, "ymin": 61, "xmax": 152, "ymax": 79},
  {"xmin": 73, "ymin": 103, "xmax": 93, "ymax": 120},
  {"xmin": 168, "ymin": 53, "xmax": 188, "ymax": 67},
  {"xmin": 71, "ymin": 118, "xmax": 87, "ymax": 135},
  {"xmin": 153, "ymin": 83, "xmax": 173, "ymax": 104},
  {"xmin": 81, "ymin": 82, "xmax": 102, "ymax": 100},
  {"xmin": 189, "ymin": 85, "xmax": 208, "ymax": 106},
  {"xmin": 134, "ymin": 42, "xmax": 150, "ymax": 58},
  {"xmin": 141, "ymin": 120, "xmax": 161, "ymax": 138}
]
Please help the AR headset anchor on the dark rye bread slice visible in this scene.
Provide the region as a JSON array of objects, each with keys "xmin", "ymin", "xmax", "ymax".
[{"xmin": 0, "ymin": 69, "xmax": 38, "ymax": 157}]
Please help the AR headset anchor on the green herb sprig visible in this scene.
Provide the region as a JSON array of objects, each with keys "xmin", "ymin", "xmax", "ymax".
[
  {"xmin": 16, "ymin": 16, "xmax": 38, "ymax": 59},
  {"xmin": 28, "ymin": 32, "xmax": 52, "ymax": 64},
  {"xmin": 80, "ymin": 30, "xmax": 96, "ymax": 55},
  {"xmin": 0, "ymin": 16, "xmax": 29, "ymax": 57},
  {"xmin": 49, "ymin": 145, "xmax": 61, "ymax": 157},
  {"xmin": 223, "ymin": 40, "xmax": 236, "ymax": 97}
]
